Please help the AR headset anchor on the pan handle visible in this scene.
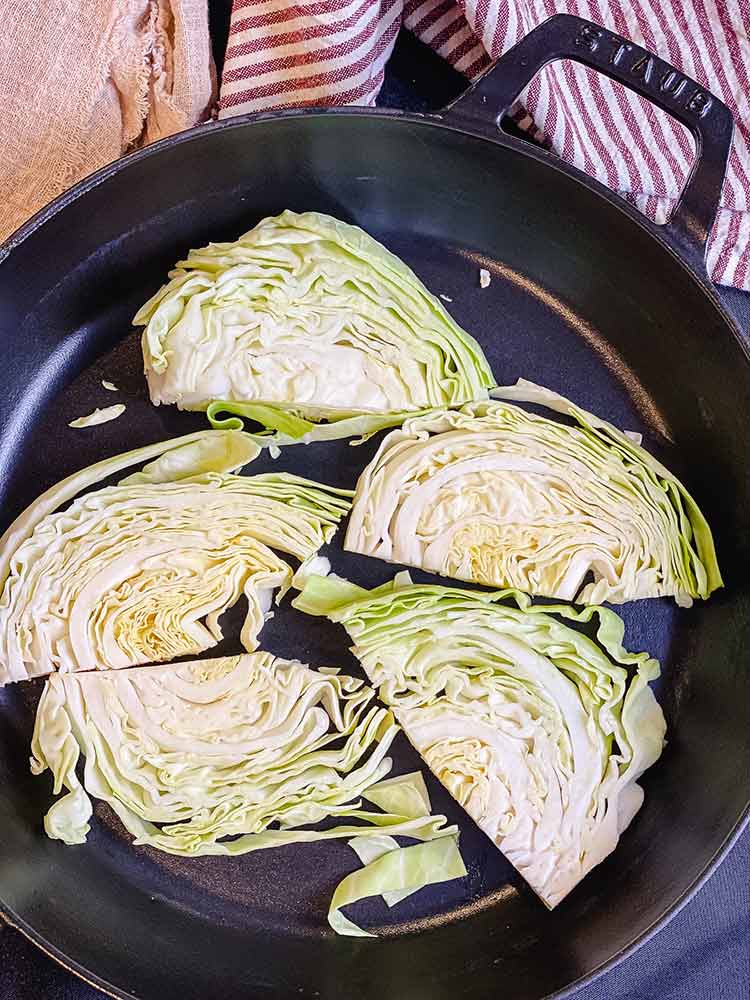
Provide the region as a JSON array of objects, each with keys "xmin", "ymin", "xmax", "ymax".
[{"xmin": 444, "ymin": 13, "xmax": 734, "ymax": 265}]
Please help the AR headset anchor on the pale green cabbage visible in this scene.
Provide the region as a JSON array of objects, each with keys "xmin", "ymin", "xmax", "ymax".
[
  {"xmin": 134, "ymin": 210, "xmax": 494, "ymax": 425},
  {"xmin": 0, "ymin": 429, "xmax": 259, "ymax": 591},
  {"xmin": 348, "ymin": 835, "xmax": 416, "ymax": 909},
  {"xmin": 329, "ymin": 769, "xmax": 465, "ymax": 935},
  {"xmin": 205, "ymin": 398, "xmax": 427, "ymax": 454},
  {"xmin": 294, "ymin": 574, "xmax": 667, "ymax": 908},
  {"xmin": 345, "ymin": 379, "xmax": 721, "ymax": 606},
  {"xmin": 30, "ymin": 652, "xmax": 454, "ymax": 856},
  {"xmin": 0, "ymin": 432, "xmax": 351, "ymax": 684},
  {"xmin": 330, "ymin": 836, "xmax": 466, "ymax": 937}
]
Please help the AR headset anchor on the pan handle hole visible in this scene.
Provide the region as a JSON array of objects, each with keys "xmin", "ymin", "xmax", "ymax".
[{"xmin": 501, "ymin": 60, "xmax": 696, "ymax": 228}]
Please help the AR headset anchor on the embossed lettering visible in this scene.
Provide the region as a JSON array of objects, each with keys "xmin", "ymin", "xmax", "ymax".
[
  {"xmin": 609, "ymin": 42, "xmax": 633, "ymax": 66},
  {"xmin": 659, "ymin": 70, "xmax": 686, "ymax": 97},
  {"xmin": 686, "ymin": 90, "xmax": 713, "ymax": 117},
  {"xmin": 575, "ymin": 24, "xmax": 602, "ymax": 52},
  {"xmin": 630, "ymin": 55, "xmax": 654, "ymax": 82}
]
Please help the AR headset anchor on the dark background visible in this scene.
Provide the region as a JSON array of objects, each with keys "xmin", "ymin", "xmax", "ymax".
[{"xmin": 1, "ymin": 18, "xmax": 748, "ymax": 1000}]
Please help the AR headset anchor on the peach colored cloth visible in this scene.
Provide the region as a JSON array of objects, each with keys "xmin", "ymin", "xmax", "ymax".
[{"xmin": 0, "ymin": 0, "xmax": 215, "ymax": 242}]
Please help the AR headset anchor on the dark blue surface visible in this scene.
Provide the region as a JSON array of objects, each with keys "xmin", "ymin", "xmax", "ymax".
[{"xmin": 1, "ymin": 25, "xmax": 748, "ymax": 1000}]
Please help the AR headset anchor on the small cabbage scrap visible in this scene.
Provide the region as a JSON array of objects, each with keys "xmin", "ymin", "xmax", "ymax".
[
  {"xmin": 0, "ymin": 431, "xmax": 351, "ymax": 684},
  {"xmin": 30, "ymin": 652, "xmax": 454, "ymax": 855},
  {"xmin": 294, "ymin": 574, "xmax": 667, "ymax": 908},
  {"xmin": 345, "ymin": 379, "xmax": 721, "ymax": 606},
  {"xmin": 355, "ymin": 770, "xmax": 436, "ymax": 908},
  {"xmin": 69, "ymin": 404, "xmax": 125, "ymax": 427},
  {"xmin": 134, "ymin": 210, "xmax": 494, "ymax": 422}
]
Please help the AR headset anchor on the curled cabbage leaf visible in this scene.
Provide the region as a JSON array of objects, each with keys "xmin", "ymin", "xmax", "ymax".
[
  {"xmin": 294, "ymin": 574, "xmax": 667, "ymax": 908},
  {"xmin": 345, "ymin": 380, "xmax": 721, "ymax": 606},
  {"xmin": 330, "ymin": 835, "xmax": 466, "ymax": 937},
  {"xmin": 204, "ymin": 398, "xmax": 427, "ymax": 454},
  {"xmin": 30, "ymin": 652, "xmax": 454, "ymax": 855},
  {"xmin": 134, "ymin": 210, "xmax": 494, "ymax": 422},
  {"xmin": 0, "ymin": 432, "xmax": 351, "ymax": 684},
  {"xmin": 329, "ymin": 770, "xmax": 465, "ymax": 935}
]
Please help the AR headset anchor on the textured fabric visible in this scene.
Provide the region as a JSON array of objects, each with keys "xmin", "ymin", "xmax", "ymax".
[
  {"xmin": 220, "ymin": 0, "xmax": 403, "ymax": 111},
  {"xmin": 0, "ymin": 0, "xmax": 216, "ymax": 244},
  {"xmin": 217, "ymin": 0, "xmax": 486, "ymax": 113},
  {"xmin": 572, "ymin": 826, "xmax": 750, "ymax": 1000},
  {"xmin": 218, "ymin": 1, "xmax": 750, "ymax": 290}
]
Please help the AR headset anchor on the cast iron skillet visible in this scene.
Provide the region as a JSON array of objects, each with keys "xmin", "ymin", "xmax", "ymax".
[{"xmin": 0, "ymin": 14, "xmax": 748, "ymax": 1000}]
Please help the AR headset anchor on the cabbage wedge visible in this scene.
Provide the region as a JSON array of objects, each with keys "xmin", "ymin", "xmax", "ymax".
[
  {"xmin": 294, "ymin": 574, "xmax": 667, "ymax": 908},
  {"xmin": 0, "ymin": 431, "xmax": 351, "ymax": 684},
  {"xmin": 135, "ymin": 210, "xmax": 494, "ymax": 428},
  {"xmin": 345, "ymin": 380, "xmax": 721, "ymax": 606},
  {"xmin": 30, "ymin": 652, "xmax": 454, "ymax": 855}
]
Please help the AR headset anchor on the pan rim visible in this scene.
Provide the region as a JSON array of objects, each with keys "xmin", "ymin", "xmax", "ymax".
[
  {"xmin": 1, "ymin": 104, "xmax": 748, "ymax": 367},
  {"xmin": 1, "ymin": 103, "xmax": 748, "ymax": 1000},
  {"xmin": 0, "ymin": 811, "xmax": 747, "ymax": 1000}
]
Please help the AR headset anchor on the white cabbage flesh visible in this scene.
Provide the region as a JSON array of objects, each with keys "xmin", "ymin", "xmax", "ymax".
[
  {"xmin": 294, "ymin": 574, "xmax": 667, "ymax": 909},
  {"xmin": 345, "ymin": 380, "xmax": 721, "ymax": 606},
  {"xmin": 68, "ymin": 403, "xmax": 125, "ymax": 427},
  {"xmin": 0, "ymin": 429, "xmax": 260, "ymax": 590},
  {"xmin": 30, "ymin": 652, "xmax": 453, "ymax": 855},
  {"xmin": 0, "ymin": 432, "xmax": 351, "ymax": 684},
  {"xmin": 135, "ymin": 210, "xmax": 494, "ymax": 417}
]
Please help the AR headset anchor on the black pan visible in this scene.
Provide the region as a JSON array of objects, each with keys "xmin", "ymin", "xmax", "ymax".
[{"xmin": 1, "ymin": 14, "xmax": 748, "ymax": 1000}]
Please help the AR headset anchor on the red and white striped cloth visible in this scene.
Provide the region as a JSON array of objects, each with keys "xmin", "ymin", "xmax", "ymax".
[{"xmin": 218, "ymin": 1, "xmax": 750, "ymax": 290}]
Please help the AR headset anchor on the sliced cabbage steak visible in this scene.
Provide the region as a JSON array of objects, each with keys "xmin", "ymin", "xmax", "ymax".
[
  {"xmin": 0, "ymin": 430, "xmax": 351, "ymax": 684},
  {"xmin": 345, "ymin": 380, "xmax": 721, "ymax": 606},
  {"xmin": 294, "ymin": 574, "xmax": 667, "ymax": 908},
  {"xmin": 31, "ymin": 651, "xmax": 452, "ymax": 854},
  {"xmin": 135, "ymin": 211, "xmax": 495, "ymax": 428}
]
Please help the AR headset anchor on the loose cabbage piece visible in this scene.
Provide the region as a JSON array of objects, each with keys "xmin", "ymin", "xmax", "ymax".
[
  {"xmin": 329, "ymin": 836, "xmax": 467, "ymax": 937},
  {"xmin": 205, "ymin": 398, "xmax": 427, "ymax": 454},
  {"xmin": 334, "ymin": 769, "xmax": 463, "ymax": 930},
  {"xmin": 134, "ymin": 210, "xmax": 494, "ymax": 424},
  {"xmin": 68, "ymin": 403, "xmax": 126, "ymax": 427},
  {"xmin": 356, "ymin": 770, "xmax": 437, "ymax": 907},
  {"xmin": 294, "ymin": 574, "xmax": 667, "ymax": 908},
  {"xmin": 0, "ymin": 433, "xmax": 351, "ymax": 684},
  {"xmin": 345, "ymin": 380, "xmax": 721, "ymax": 606},
  {"xmin": 30, "ymin": 652, "xmax": 454, "ymax": 855}
]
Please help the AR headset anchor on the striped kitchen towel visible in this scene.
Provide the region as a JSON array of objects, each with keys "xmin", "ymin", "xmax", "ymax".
[{"xmin": 218, "ymin": 1, "xmax": 750, "ymax": 291}]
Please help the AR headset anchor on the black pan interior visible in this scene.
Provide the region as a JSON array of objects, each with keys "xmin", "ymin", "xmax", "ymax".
[{"xmin": 0, "ymin": 112, "xmax": 749, "ymax": 1000}]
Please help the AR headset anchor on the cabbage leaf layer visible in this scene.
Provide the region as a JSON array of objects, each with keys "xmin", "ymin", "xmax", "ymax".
[
  {"xmin": 345, "ymin": 380, "xmax": 721, "ymax": 606},
  {"xmin": 0, "ymin": 431, "xmax": 351, "ymax": 684}
]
